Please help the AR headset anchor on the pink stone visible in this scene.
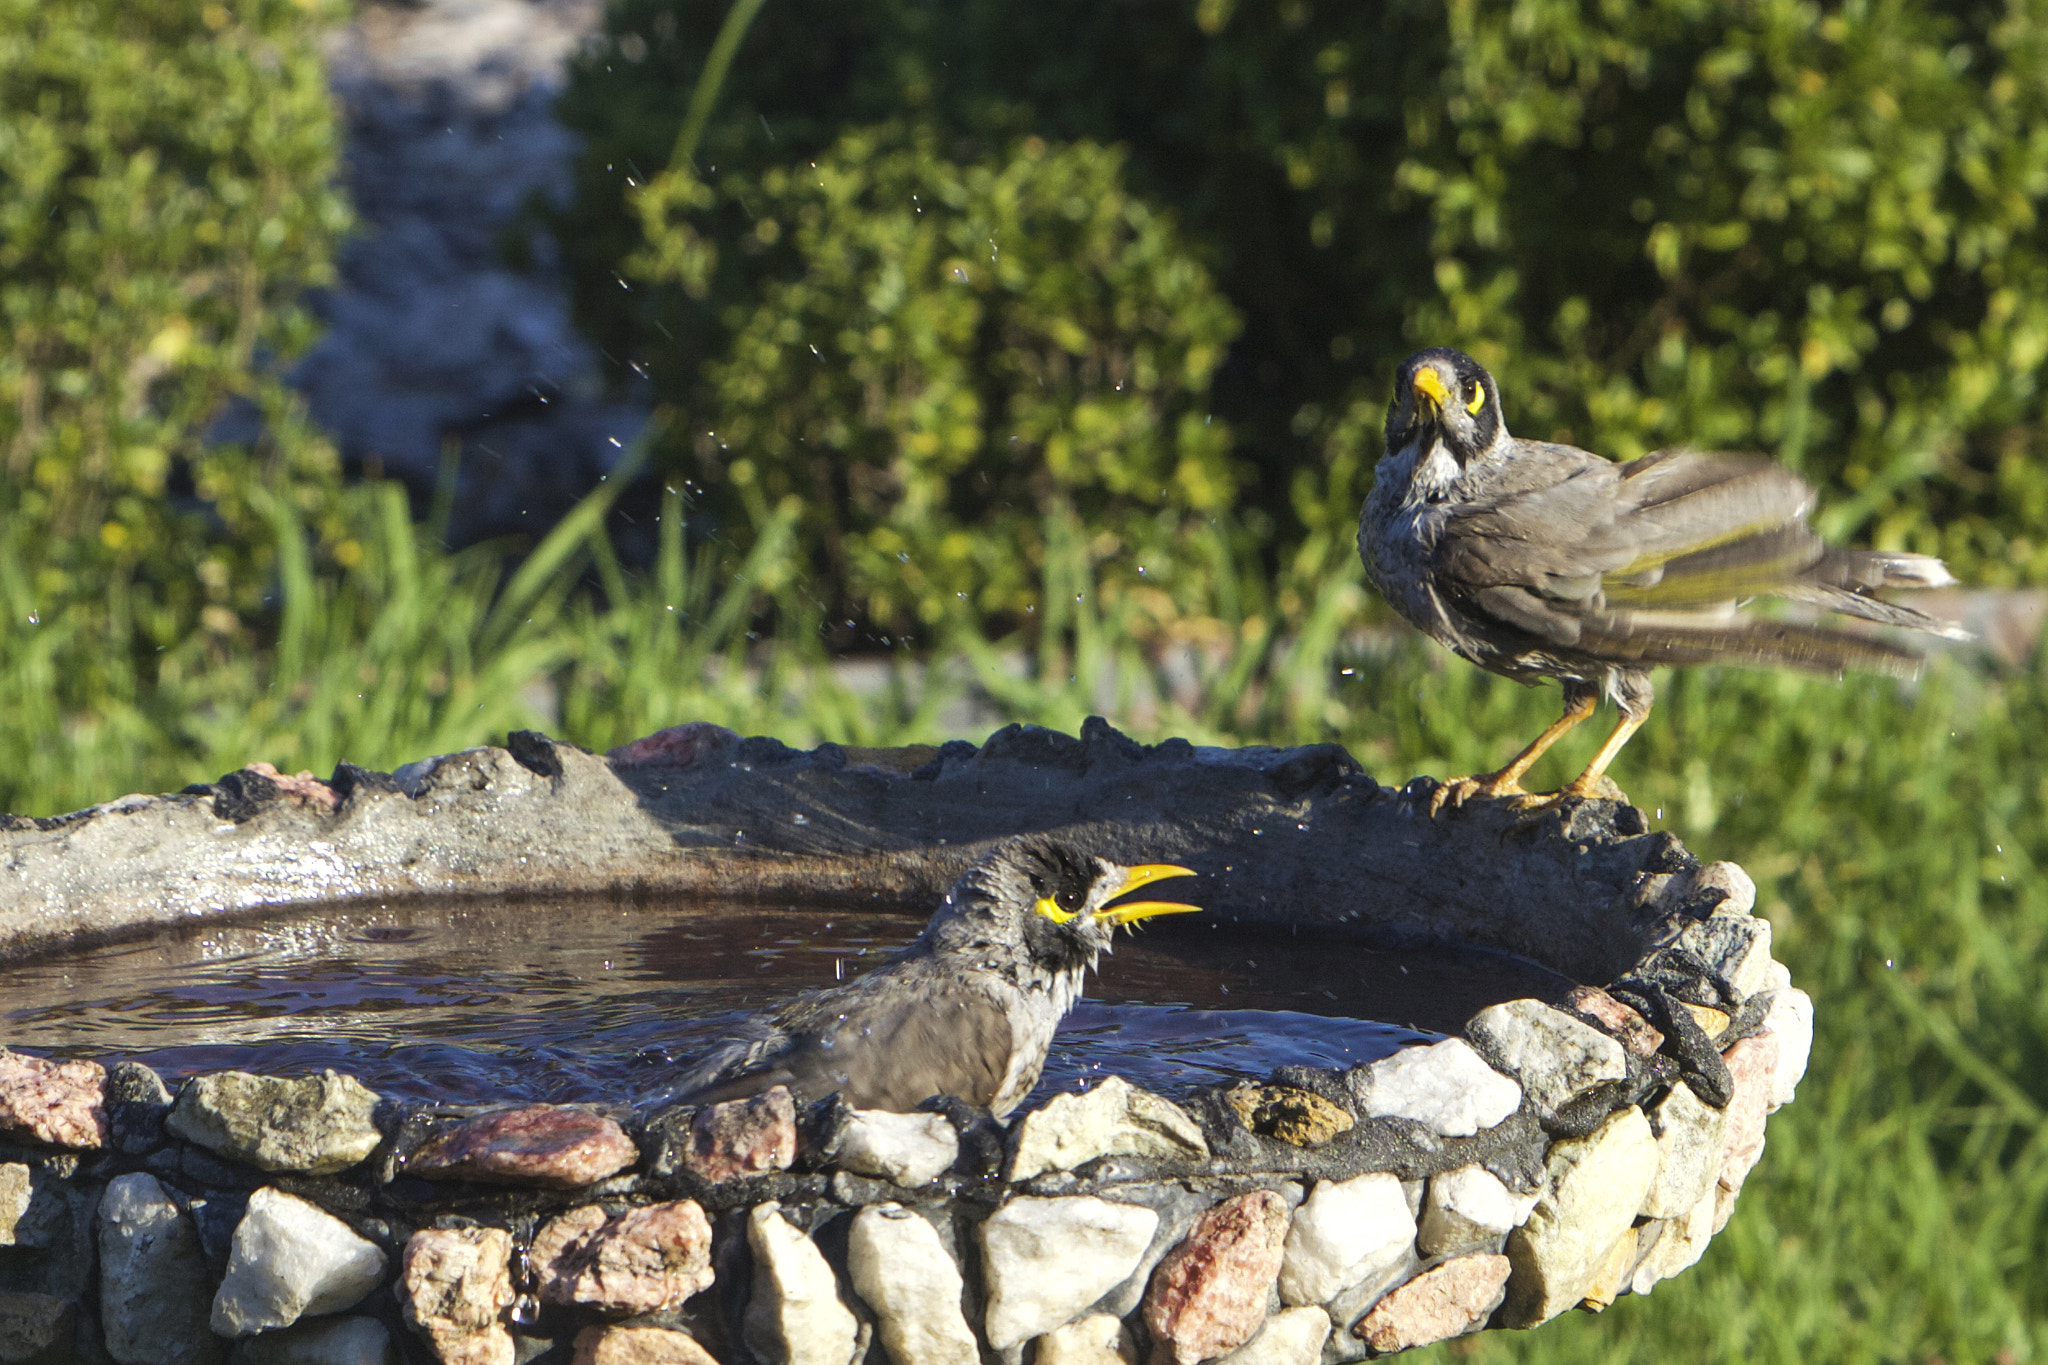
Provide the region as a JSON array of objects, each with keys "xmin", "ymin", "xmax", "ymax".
[
  {"xmin": 0, "ymin": 1052, "xmax": 106, "ymax": 1149},
  {"xmin": 1352, "ymin": 1253, "xmax": 1510, "ymax": 1352},
  {"xmin": 533, "ymin": 1199, "xmax": 714, "ymax": 1313},
  {"xmin": 607, "ymin": 723, "xmax": 741, "ymax": 768},
  {"xmin": 680, "ymin": 1088, "xmax": 797, "ymax": 1183},
  {"xmin": 242, "ymin": 761, "xmax": 340, "ymax": 810},
  {"xmin": 1717, "ymin": 1033, "xmax": 1781, "ymax": 1201},
  {"xmin": 1562, "ymin": 987, "xmax": 1664, "ymax": 1058},
  {"xmin": 400, "ymin": 1227, "xmax": 515, "ymax": 1365},
  {"xmin": 1142, "ymin": 1188, "xmax": 1291, "ymax": 1365},
  {"xmin": 407, "ymin": 1107, "xmax": 638, "ymax": 1188},
  {"xmin": 572, "ymin": 1325, "xmax": 721, "ymax": 1365}
]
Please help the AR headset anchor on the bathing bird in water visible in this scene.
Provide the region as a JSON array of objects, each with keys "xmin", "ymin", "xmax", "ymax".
[
  {"xmin": 664, "ymin": 837, "xmax": 1199, "ymax": 1117},
  {"xmin": 1359, "ymin": 346, "xmax": 1967, "ymax": 813}
]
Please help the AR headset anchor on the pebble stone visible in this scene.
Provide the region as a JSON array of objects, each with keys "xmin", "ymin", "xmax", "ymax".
[
  {"xmin": 1212, "ymin": 1305, "xmax": 1331, "ymax": 1365},
  {"xmin": 1675, "ymin": 916, "xmax": 1775, "ymax": 998},
  {"xmin": 211, "ymin": 1187, "xmax": 387, "ymax": 1336},
  {"xmin": 847, "ymin": 1204, "xmax": 978, "ymax": 1365},
  {"xmin": 167, "ymin": 1071, "xmax": 380, "ymax": 1175},
  {"xmin": 1279, "ymin": 1172, "xmax": 1415, "ymax": 1306},
  {"xmin": 230, "ymin": 1315, "xmax": 396, "ymax": 1365},
  {"xmin": 98, "ymin": 1173, "xmax": 221, "ymax": 1365},
  {"xmin": 0, "ymin": 1165, "xmax": 29, "ymax": 1244},
  {"xmin": 1351, "ymin": 1254, "xmax": 1511, "ymax": 1353},
  {"xmin": 681, "ymin": 1087, "xmax": 798, "ymax": 1183},
  {"xmin": 570, "ymin": 1325, "xmax": 721, "ymax": 1365},
  {"xmin": 1561, "ymin": 987, "xmax": 1665, "ymax": 1057},
  {"xmin": 831, "ymin": 1108, "xmax": 959, "ymax": 1186},
  {"xmin": 1578, "ymin": 1223, "xmax": 1639, "ymax": 1309},
  {"xmin": 1641, "ymin": 1082, "xmax": 1727, "ymax": 1219},
  {"xmin": 1755, "ymin": 988, "xmax": 1814, "ymax": 1107},
  {"xmin": 399, "ymin": 1227, "xmax": 516, "ymax": 1365},
  {"xmin": 981, "ymin": 1196, "xmax": 1159, "ymax": 1352},
  {"xmin": 0, "ymin": 1051, "xmax": 107, "ymax": 1150},
  {"xmin": 532, "ymin": 1199, "xmax": 714, "ymax": 1314},
  {"xmin": 406, "ymin": 1106, "xmax": 638, "ymax": 1188},
  {"xmin": 1416, "ymin": 1164, "xmax": 1539, "ymax": 1258},
  {"xmin": 1629, "ymin": 1186, "xmax": 1717, "ymax": 1295},
  {"xmin": 1348, "ymin": 1038, "xmax": 1522, "ymax": 1137},
  {"xmin": 0, "ymin": 1292, "xmax": 75, "ymax": 1364},
  {"xmin": 1715, "ymin": 1034, "xmax": 1782, "ymax": 1210},
  {"xmin": 1501, "ymin": 1106, "xmax": 1659, "ymax": 1327},
  {"xmin": 1031, "ymin": 1313, "xmax": 1136, "ymax": 1365},
  {"xmin": 1009, "ymin": 1077, "xmax": 1208, "ymax": 1180},
  {"xmin": 743, "ymin": 1202, "xmax": 861, "ymax": 1365},
  {"xmin": 1465, "ymin": 1000, "xmax": 1628, "ymax": 1119},
  {"xmin": 1224, "ymin": 1084, "xmax": 1354, "ymax": 1146},
  {"xmin": 1143, "ymin": 1189, "xmax": 1292, "ymax": 1365}
]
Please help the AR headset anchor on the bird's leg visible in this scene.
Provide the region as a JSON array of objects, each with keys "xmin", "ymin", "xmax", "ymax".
[
  {"xmin": 1430, "ymin": 687, "xmax": 1598, "ymax": 815},
  {"xmin": 1518, "ymin": 701, "xmax": 1649, "ymax": 812}
]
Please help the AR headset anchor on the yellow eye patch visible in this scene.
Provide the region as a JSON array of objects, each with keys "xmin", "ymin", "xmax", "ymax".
[
  {"xmin": 1033, "ymin": 895, "xmax": 1076, "ymax": 924},
  {"xmin": 1466, "ymin": 383, "xmax": 1486, "ymax": 414}
]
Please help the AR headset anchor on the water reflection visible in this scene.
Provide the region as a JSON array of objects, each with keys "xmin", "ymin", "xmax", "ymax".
[{"xmin": 0, "ymin": 896, "xmax": 1569, "ymax": 1106}]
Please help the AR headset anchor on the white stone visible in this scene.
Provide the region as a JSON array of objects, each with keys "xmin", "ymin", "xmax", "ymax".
[
  {"xmin": 0, "ymin": 1164, "xmax": 28, "ymax": 1245},
  {"xmin": 1465, "ymin": 1000, "xmax": 1627, "ymax": 1119},
  {"xmin": 1008, "ymin": 1077, "xmax": 1208, "ymax": 1180},
  {"xmin": 1755, "ymin": 988, "xmax": 1814, "ymax": 1108},
  {"xmin": 1760, "ymin": 959, "xmax": 1793, "ymax": 993},
  {"xmin": 980, "ymin": 1195, "xmax": 1158, "ymax": 1352},
  {"xmin": 1501, "ymin": 1106, "xmax": 1659, "ymax": 1327},
  {"xmin": 1347, "ymin": 1039, "xmax": 1521, "ymax": 1138},
  {"xmin": 834, "ymin": 1109, "xmax": 959, "ymax": 1186},
  {"xmin": 230, "ymin": 1316, "xmax": 396, "ymax": 1365},
  {"xmin": 1641, "ymin": 1082, "xmax": 1727, "ymax": 1219},
  {"xmin": 212, "ymin": 1188, "xmax": 387, "ymax": 1336},
  {"xmin": 1676, "ymin": 861, "xmax": 1757, "ymax": 916},
  {"xmin": 1211, "ymin": 1305, "xmax": 1330, "ymax": 1365},
  {"xmin": 1277, "ymin": 1172, "xmax": 1415, "ymax": 1307},
  {"xmin": 1675, "ymin": 916, "xmax": 1775, "ymax": 999},
  {"xmin": 743, "ymin": 1203, "xmax": 861, "ymax": 1365},
  {"xmin": 846, "ymin": 1204, "xmax": 977, "ymax": 1365},
  {"xmin": 1629, "ymin": 1186, "xmax": 1717, "ymax": 1295},
  {"xmin": 1416, "ymin": 1165, "xmax": 1539, "ymax": 1257},
  {"xmin": 98, "ymin": 1173, "xmax": 222, "ymax": 1365},
  {"xmin": 1031, "ymin": 1313, "xmax": 1136, "ymax": 1365}
]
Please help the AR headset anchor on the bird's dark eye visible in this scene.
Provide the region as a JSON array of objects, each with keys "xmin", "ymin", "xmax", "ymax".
[{"xmin": 1055, "ymin": 888, "xmax": 1082, "ymax": 912}]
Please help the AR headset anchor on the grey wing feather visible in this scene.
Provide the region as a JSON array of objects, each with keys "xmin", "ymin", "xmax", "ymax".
[{"xmin": 1436, "ymin": 443, "xmax": 1966, "ymax": 671}]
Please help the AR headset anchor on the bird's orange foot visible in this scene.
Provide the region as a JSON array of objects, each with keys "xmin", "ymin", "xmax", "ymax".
[
  {"xmin": 1427, "ymin": 772, "xmax": 1532, "ymax": 817},
  {"xmin": 1513, "ymin": 773, "xmax": 1631, "ymax": 817}
]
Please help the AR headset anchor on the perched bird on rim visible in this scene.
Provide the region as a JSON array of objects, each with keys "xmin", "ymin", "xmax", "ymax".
[
  {"xmin": 1359, "ymin": 346, "xmax": 1967, "ymax": 813},
  {"xmin": 661, "ymin": 837, "xmax": 1199, "ymax": 1117}
]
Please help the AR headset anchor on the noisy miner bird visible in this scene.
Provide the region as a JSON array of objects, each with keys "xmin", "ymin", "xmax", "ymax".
[
  {"xmin": 662, "ymin": 838, "xmax": 1199, "ymax": 1117},
  {"xmin": 1360, "ymin": 346, "xmax": 1967, "ymax": 812}
]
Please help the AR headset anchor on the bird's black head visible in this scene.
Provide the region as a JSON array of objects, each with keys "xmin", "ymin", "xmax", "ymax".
[
  {"xmin": 1385, "ymin": 347, "xmax": 1506, "ymax": 467},
  {"xmin": 935, "ymin": 837, "xmax": 1200, "ymax": 976}
]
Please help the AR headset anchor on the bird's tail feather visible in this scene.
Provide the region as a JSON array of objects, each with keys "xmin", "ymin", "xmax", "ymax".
[{"xmin": 1584, "ymin": 613, "xmax": 1927, "ymax": 678}]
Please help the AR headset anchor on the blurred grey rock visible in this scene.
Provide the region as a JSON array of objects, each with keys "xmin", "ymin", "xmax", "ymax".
[
  {"xmin": 229, "ymin": 1316, "xmax": 395, "ymax": 1365},
  {"xmin": 847, "ymin": 1204, "xmax": 977, "ymax": 1365},
  {"xmin": 298, "ymin": 0, "xmax": 644, "ymax": 548},
  {"xmin": 832, "ymin": 1109, "xmax": 958, "ymax": 1187},
  {"xmin": 0, "ymin": 1292, "xmax": 75, "ymax": 1365},
  {"xmin": 981, "ymin": 1195, "xmax": 1157, "ymax": 1352},
  {"xmin": 1346, "ymin": 1039, "xmax": 1520, "ymax": 1137},
  {"xmin": 742, "ymin": 1203, "xmax": 860, "ymax": 1365},
  {"xmin": 1009, "ymin": 1077, "xmax": 1207, "ymax": 1180},
  {"xmin": 1416, "ymin": 1164, "xmax": 1538, "ymax": 1258},
  {"xmin": 167, "ymin": 1072, "xmax": 381, "ymax": 1175},
  {"xmin": 211, "ymin": 1188, "xmax": 387, "ymax": 1336},
  {"xmin": 1278, "ymin": 1172, "xmax": 1413, "ymax": 1308},
  {"xmin": 97, "ymin": 1173, "xmax": 222, "ymax": 1365},
  {"xmin": 1465, "ymin": 1000, "xmax": 1626, "ymax": 1120}
]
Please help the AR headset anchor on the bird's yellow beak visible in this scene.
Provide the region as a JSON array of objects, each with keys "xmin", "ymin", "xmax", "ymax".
[
  {"xmin": 1411, "ymin": 366, "xmax": 1450, "ymax": 414},
  {"xmin": 1095, "ymin": 863, "xmax": 1201, "ymax": 926}
]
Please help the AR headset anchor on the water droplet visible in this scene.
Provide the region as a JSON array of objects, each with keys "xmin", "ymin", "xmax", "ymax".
[
  {"xmin": 792, "ymin": 813, "xmax": 808, "ymax": 825},
  {"xmin": 898, "ymin": 552, "xmax": 910, "ymax": 563}
]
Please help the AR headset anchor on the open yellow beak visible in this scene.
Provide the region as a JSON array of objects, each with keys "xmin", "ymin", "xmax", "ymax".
[
  {"xmin": 1096, "ymin": 863, "xmax": 1201, "ymax": 926},
  {"xmin": 1411, "ymin": 366, "xmax": 1450, "ymax": 413}
]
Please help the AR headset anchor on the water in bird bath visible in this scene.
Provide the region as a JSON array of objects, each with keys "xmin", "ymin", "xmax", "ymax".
[{"xmin": 0, "ymin": 895, "xmax": 1571, "ymax": 1107}]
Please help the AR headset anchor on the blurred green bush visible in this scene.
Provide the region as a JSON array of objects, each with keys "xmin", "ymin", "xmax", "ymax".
[
  {"xmin": 559, "ymin": 0, "xmax": 2048, "ymax": 606},
  {"xmin": 0, "ymin": 0, "xmax": 349, "ymax": 696},
  {"xmin": 631, "ymin": 123, "xmax": 1242, "ymax": 629}
]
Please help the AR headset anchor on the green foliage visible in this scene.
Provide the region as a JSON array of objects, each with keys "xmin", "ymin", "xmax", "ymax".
[
  {"xmin": 559, "ymin": 0, "xmax": 2048, "ymax": 591},
  {"xmin": 0, "ymin": 0, "xmax": 350, "ymax": 690},
  {"xmin": 630, "ymin": 122, "xmax": 1242, "ymax": 630}
]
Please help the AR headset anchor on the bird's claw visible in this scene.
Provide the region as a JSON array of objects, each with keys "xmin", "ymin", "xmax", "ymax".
[{"xmin": 1426, "ymin": 773, "xmax": 1532, "ymax": 817}]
